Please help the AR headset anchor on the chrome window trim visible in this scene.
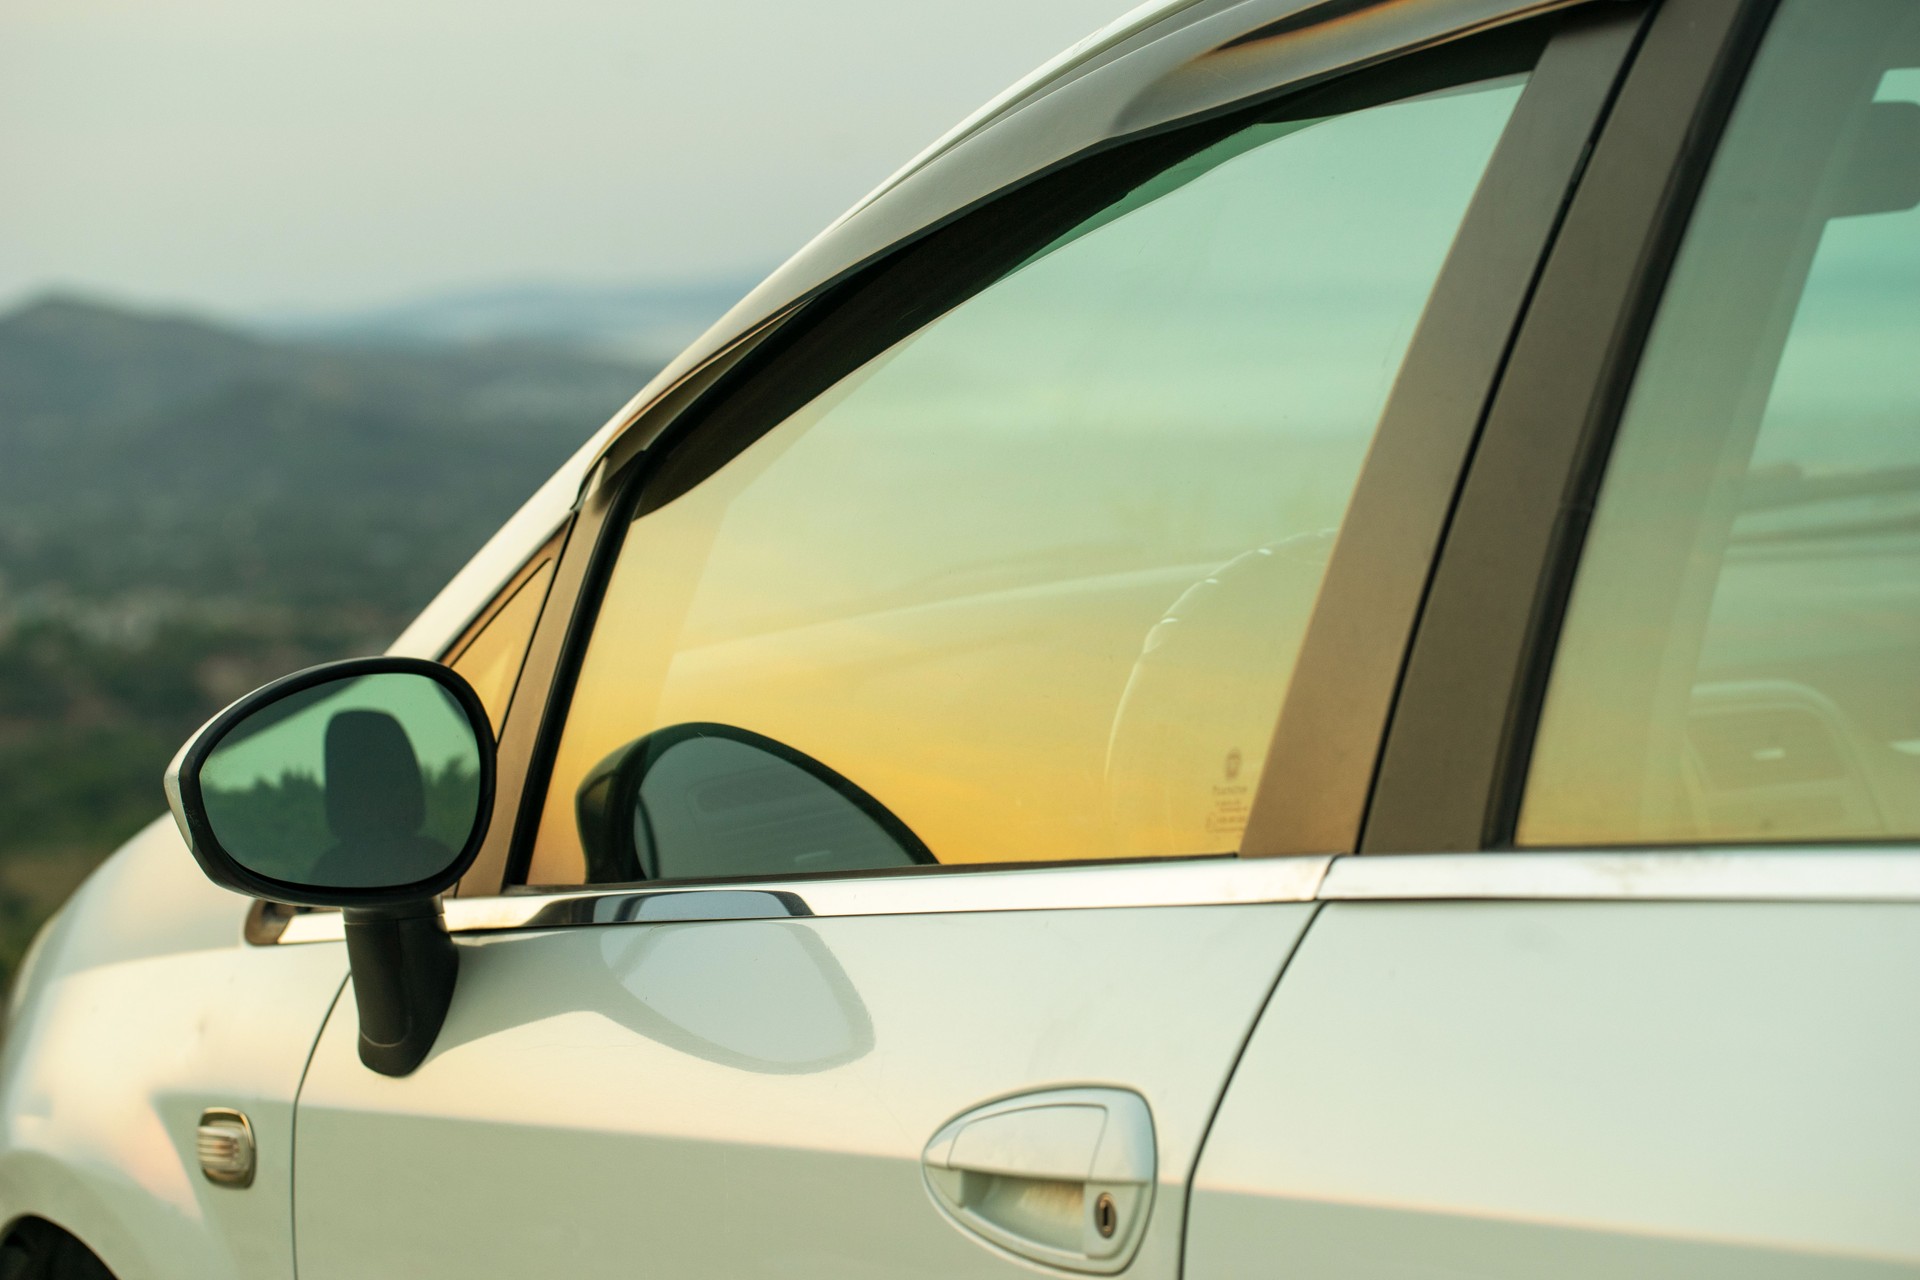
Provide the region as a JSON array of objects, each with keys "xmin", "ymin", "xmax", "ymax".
[
  {"xmin": 272, "ymin": 855, "xmax": 1332, "ymax": 943},
  {"xmin": 264, "ymin": 847, "xmax": 1920, "ymax": 945},
  {"xmin": 1319, "ymin": 849, "xmax": 1920, "ymax": 902}
]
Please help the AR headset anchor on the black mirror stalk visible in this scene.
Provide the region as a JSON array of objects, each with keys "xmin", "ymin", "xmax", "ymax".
[{"xmin": 343, "ymin": 898, "xmax": 459, "ymax": 1077}]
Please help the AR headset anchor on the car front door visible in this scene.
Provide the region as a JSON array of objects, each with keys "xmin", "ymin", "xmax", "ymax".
[
  {"xmin": 283, "ymin": 7, "xmax": 1639, "ymax": 1276},
  {"xmin": 1188, "ymin": 1, "xmax": 1920, "ymax": 1274}
]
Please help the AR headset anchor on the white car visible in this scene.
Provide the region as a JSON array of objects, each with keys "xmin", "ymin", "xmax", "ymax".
[{"xmin": 7, "ymin": 0, "xmax": 1920, "ymax": 1275}]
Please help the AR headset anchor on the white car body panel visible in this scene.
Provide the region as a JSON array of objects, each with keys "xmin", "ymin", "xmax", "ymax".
[
  {"xmin": 292, "ymin": 904, "xmax": 1315, "ymax": 1279},
  {"xmin": 1190, "ymin": 901, "xmax": 1920, "ymax": 1277},
  {"xmin": 0, "ymin": 820, "xmax": 348, "ymax": 1280}
]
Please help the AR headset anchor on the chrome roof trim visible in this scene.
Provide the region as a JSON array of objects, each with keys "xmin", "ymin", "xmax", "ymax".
[
  {"xmin": 828, "ymin": 0, "xmax": 1221, "ymax": 231},
  {"xmin": 1321, "ymin": 849, "xmax": 1920, "ymax": 901},
  {"xmin": 271, "ymin": 855, "xmax": 1331, "ymax": 943}
]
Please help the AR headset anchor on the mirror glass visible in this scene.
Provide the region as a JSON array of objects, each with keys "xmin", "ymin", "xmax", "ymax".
[{"xmin": 198, "ymin": 671, "xmax": 483, "ymax": 889}]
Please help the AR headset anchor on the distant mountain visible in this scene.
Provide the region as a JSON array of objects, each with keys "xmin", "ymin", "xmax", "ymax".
[
  {"xmin": 0, "ymin": 293, "xmax": 659, "ymax": 620},
  {"xmin": 267, "ymin": 276, "xmax": 765, "ymax": 362},
  {"xmin": 0, "ymin": 294, "xmax": 275, "ymax": 424},
  {"xmin": 0, "ymin": 292, "xmax": 655, "ymax": 441}
]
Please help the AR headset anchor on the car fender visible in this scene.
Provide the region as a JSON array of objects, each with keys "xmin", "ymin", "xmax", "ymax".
[{"xmin": 0, "ymin": 818, "xmax": 348, "ymax": 1280}]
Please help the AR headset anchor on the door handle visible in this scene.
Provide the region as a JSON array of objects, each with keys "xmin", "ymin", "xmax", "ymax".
[{"xmin": 922, "ymin": 1087, "xmax": 1155, "ymax": 1274}]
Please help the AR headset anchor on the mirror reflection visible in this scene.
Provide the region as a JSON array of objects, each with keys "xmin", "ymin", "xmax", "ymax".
[
  {"xmin": 595, "ymin": 921, "xmax": 875, "ymax": 1074},
  {"xmin": 199, "ymin": 671, "xmax": 483, "ymax": 889},
  {"xmin": 575, "ymin": 723, "xmax": 932, "ymax": 884}
]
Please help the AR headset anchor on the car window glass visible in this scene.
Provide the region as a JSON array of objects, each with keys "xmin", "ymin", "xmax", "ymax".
[
  {"xmin": 449, "ymin": 556, "xmax": 553, "ymax": 737},
  {"xmin": 530, "ymin": 67, "xmax": 1534, "ymax": 884},
  {"xmin": 1519, "ymin": 0, "xmax": 1920, "ymax": 846}
]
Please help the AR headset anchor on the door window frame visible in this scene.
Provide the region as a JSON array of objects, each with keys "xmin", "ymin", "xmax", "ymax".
[{"xmin": 457, "ymin": 0, "xmax": 1656, "ymax": 897}]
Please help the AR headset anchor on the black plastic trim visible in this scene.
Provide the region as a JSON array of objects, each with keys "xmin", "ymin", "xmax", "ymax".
[
  {"xmin": 1361, "ymin": 0, "xmax": 1784, "ymax": 853},
  {"xmin": 498, "ymin": 462, "xmax": 647, "ymax": 887},
  {"xmin": 343, "ymin": 898, "xmax": 459, "ymax": 1076},
  {"xmin": 1243, "ymin": 1, "xmax": 1648, "ymax": 856},
  {"xmin": 1220, "ymin": 0, "xmax": 1394, "ymax": 51}
]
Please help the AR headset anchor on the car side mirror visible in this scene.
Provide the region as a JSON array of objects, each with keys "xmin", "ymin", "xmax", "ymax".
[{"xmin": 163, "ymin": 656, "xmax": 494, "ymax": 1077}]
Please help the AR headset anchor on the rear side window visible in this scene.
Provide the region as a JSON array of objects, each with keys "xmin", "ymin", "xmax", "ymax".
[
  {"xmin": 529, "ymin": 60, "xmax": 1536, "ymax": 885},
  {"xmin": 1520, "ymin": 0, "xmax": 1920, "ymax": 846}
]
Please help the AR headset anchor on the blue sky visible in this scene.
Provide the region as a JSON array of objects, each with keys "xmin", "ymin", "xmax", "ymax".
[{"xmin": 0, "ymin": 0, "xmax": 1133, "ymax": 317}]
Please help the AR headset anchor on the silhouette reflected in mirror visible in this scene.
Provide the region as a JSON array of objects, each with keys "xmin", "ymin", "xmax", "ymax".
[
  {"xmin": 574, "ymin": 723, "xmax": 934, "ymax": 884},
  {"xmin": 197, "ymin": 669, "xmax": 483, "ymax": 890},
  {"xmin": 311, "ymin": 710, "xmax": 452, "ymax": 884}
]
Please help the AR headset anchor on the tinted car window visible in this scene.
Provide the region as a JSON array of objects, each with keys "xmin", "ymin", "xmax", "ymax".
[
  {"xmin": 530, "ymin": 67, "xmax": 1535, "ymax": 884},
  {"xmin": 1520, "ymin": 0, "xmax": 1920, "ymax": 846}
]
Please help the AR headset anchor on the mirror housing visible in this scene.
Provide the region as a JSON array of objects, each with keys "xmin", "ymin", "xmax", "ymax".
[{"xmin": 164, "ymin": 655, "xmax": 495, "ymax": 1077}]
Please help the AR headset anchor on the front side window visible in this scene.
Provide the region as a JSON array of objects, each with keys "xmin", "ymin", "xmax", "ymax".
[
  {"xmin": 529, "ymin": 57, "xmax": 1536, "ymax": 885},
  {"xmin": 1520, "ymin": 0, "xmax": 1920, "ymax": 846}
]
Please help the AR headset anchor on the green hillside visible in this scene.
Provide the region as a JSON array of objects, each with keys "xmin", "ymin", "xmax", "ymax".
[{"xmin": 0, "ymin": 294, "xmax": 656, "ymax": 979}]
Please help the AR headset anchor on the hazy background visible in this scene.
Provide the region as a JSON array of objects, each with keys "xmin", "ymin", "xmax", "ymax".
[{"xmin": 0, "ymin": 0, "xmax": 1131, "ymax": 979}]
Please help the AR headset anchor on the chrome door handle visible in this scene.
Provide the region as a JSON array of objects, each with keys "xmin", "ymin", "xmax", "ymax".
[{"xmin": 922, "ymin": 1087, "xmax": 1155, "ymax": 1273}]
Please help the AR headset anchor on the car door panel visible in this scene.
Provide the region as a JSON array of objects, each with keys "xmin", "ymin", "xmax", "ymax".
[
  {"xmin": 295, "ymin": 900, "xmax": 1316, "ymax": 1279},
  {"xmin": 1188, "ymin": 899, "xmax": 1920, "ymax": 1278}
]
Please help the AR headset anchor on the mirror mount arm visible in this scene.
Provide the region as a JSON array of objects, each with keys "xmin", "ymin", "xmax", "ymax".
[{"xmin": 342, "ymin": 898, "xmax": 459, "ymax": 1077}]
